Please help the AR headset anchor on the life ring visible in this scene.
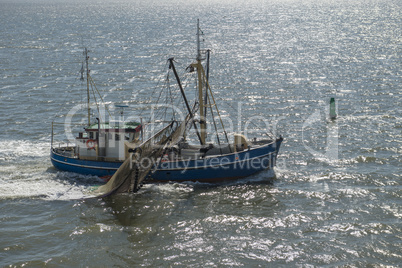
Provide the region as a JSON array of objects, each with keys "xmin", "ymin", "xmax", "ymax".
[
  {"xmin": 161, "ymin": 154, "xmax": 169, "ymax": 162},
  {"xmin": 86, "ymin": 139, "xmax": 96, "ymax": 150}
]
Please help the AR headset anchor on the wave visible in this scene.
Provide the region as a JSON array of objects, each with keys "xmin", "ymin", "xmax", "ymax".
[
  {"xmin": 0, "ymin": 140, "xmax": 50, "ymax": 162},
  {"xmin": 0, "ymin": 175, "xmax": 96, "ymax": 201},
  {"xmin": 0, "ymin": 139, "xmax": 100, "ymax": 200}
]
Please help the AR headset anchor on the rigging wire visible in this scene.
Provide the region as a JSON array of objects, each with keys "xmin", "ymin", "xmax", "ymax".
[
  {"xmin": 206, "ymin": 88, "xmax": 222, "ymax": 150},
  {"xmin": 87, "ymin": 75, "xmax": 112, "ymax": 123},
  {"xmin": 137, "ymin": 62, "xmax": 167, "ymax": 117},
  {"xmin": 144, "ymin": 60, "xmax": 193, "ymax": 126},
  {"xmin": 219, "ymin": 98, "xmax": 275, "ymax": 139},
  {"xmin": 202, "ymin": 68, "xmax": 230, "ymax": 144}
]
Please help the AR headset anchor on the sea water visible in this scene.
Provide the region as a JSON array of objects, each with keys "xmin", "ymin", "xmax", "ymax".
[{"xmin": 0, "ymin": 0, "xmax": 401, "ymax": 266}]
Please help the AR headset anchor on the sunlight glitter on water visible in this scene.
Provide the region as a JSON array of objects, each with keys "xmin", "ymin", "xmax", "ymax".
[{"xmin": 1, "ymin": 0, "xmax": 401, "ymax": 266}]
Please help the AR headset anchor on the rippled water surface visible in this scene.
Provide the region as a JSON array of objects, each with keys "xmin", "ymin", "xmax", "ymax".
[{"xmin": 0, "ymin": 0, "xmax": 401, "ymax": 266}]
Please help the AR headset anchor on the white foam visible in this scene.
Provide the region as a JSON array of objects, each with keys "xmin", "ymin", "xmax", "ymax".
[
  {"xmin": 0, "ymin": 170, "xmax": 98, "ymax": 201},
  {"xmin": 0, "ymin": 140, "xmax": 49, "ymax": 161},
  {"xmin": 0, "ymin": 139, "xmax": 98, "ymax": 201}
]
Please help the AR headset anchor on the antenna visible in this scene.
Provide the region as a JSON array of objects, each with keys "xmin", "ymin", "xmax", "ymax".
[
  {"xmin": 83, "ymin": 47, "xmax": 91, "ymax": 126},
  {"xmin": 197, "ymin": 19, "xmax": 201, "ymax": 61},
  {"xmin": 115, "ymin": 104, "xmax": 129, "ymax": 123},
  {"xmin": 196, "ymin": 19, "xmax": 205, "ymax": 61}
]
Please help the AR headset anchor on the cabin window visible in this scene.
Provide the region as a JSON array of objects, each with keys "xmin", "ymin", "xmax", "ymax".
[
  {"xmin": 89, "ymin": 132, "xmax": 94, "ymax": 139},
  {"xmin": 115, "ymin": 134, "xmax": 120, "ymax": 141}
]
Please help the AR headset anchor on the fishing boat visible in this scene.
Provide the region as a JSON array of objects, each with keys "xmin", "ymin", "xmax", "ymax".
[
  {"xmin": 50, "ymin": 48, "xmax": 143, "ymax": 178},
  {"xmin": 94, "ymin": 20, "xmax": 283, "ymax": 196}
]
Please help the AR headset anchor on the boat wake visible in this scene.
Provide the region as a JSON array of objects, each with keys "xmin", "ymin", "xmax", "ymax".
[
  {"xmin": 0, "ymin": 174, "xmax": 97, "ymax": 201},
  {"xmin": 0, "ymin": 137, "xmax": 279, "ymax": 200},
  {"xmin": 0, "ymin": 139, "xmax": 100, "ymax": 201}
]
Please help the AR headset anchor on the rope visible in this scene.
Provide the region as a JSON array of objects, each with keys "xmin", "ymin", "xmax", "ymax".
[
  {"xmin": 202, "ymin": 67, "xmax": 230, "ymax": 144},
  {"xmin": 88, "ymin": 75, "xmax": 112, "ymax": 120},
  {"xmin": 222, "ymin": 100, "xmax": 275, "ymax": 139}
]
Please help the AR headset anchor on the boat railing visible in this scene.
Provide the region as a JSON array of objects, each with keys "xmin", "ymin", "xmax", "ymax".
[
  {"xmin": 51, "ymin": 121, "xmax": 86, "ymax": 150},
  {"xmin": 52, "ymin": 145, "xmax": 76, "ymax": 158}
]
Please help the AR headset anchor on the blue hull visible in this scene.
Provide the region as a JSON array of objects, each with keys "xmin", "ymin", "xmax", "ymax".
[
  {"xmin": 151, "ymin": 139, "xmax": 282, "ymax": 182},
  {"xmin": 50, "ymin": 138, "xmax": 282, "ymax": 182},
  {"xmin": 50, "ymin": 149, "xmax": 120, "ymax": 177}
]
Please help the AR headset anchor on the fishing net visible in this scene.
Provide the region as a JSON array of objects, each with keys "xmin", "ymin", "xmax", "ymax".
[{"xmin": 94, "ymin": 116, "xmax": 190, "ymax": 197}]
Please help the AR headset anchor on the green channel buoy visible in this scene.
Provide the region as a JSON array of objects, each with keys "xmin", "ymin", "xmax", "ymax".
[{"xmin": 330, "ymin": 97, "xmax": 337, "ymax": 120}]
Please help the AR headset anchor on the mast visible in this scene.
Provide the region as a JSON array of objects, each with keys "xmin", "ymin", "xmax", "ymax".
[
  {"xmin": 84, "ymin": 48, "xmax": 91, "ymax": 126},
  {"xmin": 204, "ymin": 49, "xmax": 210, "ymax": 123},
  {"xmin": 195, "ymin": 19, "xmax": 206, "ymax": 144},
  {"xmin": 168, "ymin": 58, "xmax": 204, "ymax": 145},
  {"xmin": 194, "ymin": 21, "xmax": 231, "ymax": 148},
  {"xmin": 196, "ymin": 19, "xmax": 202, "ymax": 61}
]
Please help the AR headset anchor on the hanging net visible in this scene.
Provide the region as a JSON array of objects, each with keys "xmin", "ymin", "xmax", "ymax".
[{"xmin": 93, "ymin": 115, "xmax": 190, "ymax": 197}]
